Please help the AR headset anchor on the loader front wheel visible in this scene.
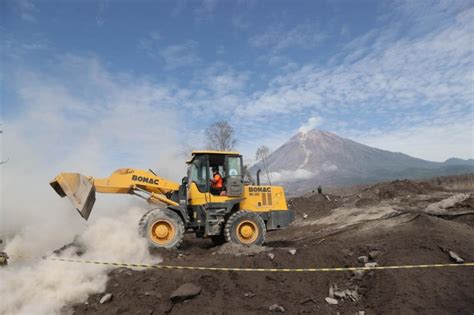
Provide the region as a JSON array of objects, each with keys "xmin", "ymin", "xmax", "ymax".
[
  {"xmin": 224, "ymin": 211, "xmax": 266, "ymax": 246},
  {"xmin": 139, "ymin": 208, "xmax": 184, "ymax": 249}
]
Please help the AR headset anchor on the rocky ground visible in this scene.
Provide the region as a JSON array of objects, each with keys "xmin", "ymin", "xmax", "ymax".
[{"xmin": 68, "ymin": 179, "xmax": 474, "ymax": 314}]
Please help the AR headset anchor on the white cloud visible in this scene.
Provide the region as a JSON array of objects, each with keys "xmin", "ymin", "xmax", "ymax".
[
  {"xmin": 249, "ymin": 22, "xmax": 326, "ymax": 52},
  {"xmin": 352, "ymin": 116, "xmax": 474, "ymax": 162},
  {"xmin": 160, "ymin": 40, "xmax": 200, "ymax": 70},
  {"xmin": 321, "ymin": 162, "xmax": 338, "ymax": 172},
  {"xmin": 17, "ymin": 0, "xmax": 39, "ymax": 23},
  {"xmin": 232, "ymin": 14, "xmax": 251, "ymax": 29},
  {"xmin": 298, "ymin": 116, "xmax": 322, "ymax": 133},
  {"xmin": 194, "ymin": 0, "xmax": 218, "ymax": 21},
  {"xmin": 1, "ymin": 32, "xmax": 48, "ymax": 60},
  {"xmin": 268, "ymin": 169, "xmax": 315, "ymax": 183},
  {"xmin": 138, "ymin": 34, "xmax": 200, "ymax": 70},
  {"xmin": 207, "ymin": 71, "xmax": 249, "ymax": 94},
  {"xmin": 96, "ymin": 0, "xmax": 109, "ymax": 27},
  {"xmin": 245, "ymin": 6, "xmax": 472, "ymax": 114}
]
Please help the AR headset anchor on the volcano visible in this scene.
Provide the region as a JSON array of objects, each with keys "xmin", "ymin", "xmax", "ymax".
[{"xmin": 252, "ymin": 129, "xmax": 474, "ymax": 193}]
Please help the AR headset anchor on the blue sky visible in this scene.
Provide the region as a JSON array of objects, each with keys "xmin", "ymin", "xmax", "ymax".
[{"xmin": 1, "ymin": 0, "xmax": 473, "ymax": 180}]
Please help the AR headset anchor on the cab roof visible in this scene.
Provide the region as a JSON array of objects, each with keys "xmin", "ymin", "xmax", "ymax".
[
  {"xmin": 192, "ymin": 150, "xmax": 240, "ymax": 155},
  {"xmin": 186, "ymin": 150, "xmax": 240, "ymax": 164}
]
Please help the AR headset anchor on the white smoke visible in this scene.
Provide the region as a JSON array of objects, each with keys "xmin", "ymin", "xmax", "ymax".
[
  {"xmin": 298, "ymin": 116, "xmax": 322, "ymax": 134},
  {"xmin": 0, "ymin": 207, "xmax": 161, "ymax": 315},
  {"xmin": 0, "ymin": 56, "xmax": 185, "ymax": 314},
  {"xmin": 321, "ymin": 162, "xmax": 338, "ymax": 172},
  {"xmin": 269, "ymin": 168, "xmax": 315, "ymax": 183}
]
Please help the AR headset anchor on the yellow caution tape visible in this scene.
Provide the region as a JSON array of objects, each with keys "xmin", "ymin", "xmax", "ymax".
[{"xmin": 8, "ymin": 255, "xmax": 474, "ymax": 272}]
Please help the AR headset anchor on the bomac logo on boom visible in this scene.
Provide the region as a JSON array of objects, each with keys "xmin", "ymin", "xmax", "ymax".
[{"xmin": 132, "ymin": 175, "xmax": 159, "ymax": 185}]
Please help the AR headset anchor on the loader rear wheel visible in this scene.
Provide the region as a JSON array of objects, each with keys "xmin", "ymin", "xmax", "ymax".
[
  {"xmin": 138, "ymin": 208, "xmax": 184, "ymax": 249},
  {"xmin": 224, "ymin": 211, "xmax": 266, "ymax": 246}
]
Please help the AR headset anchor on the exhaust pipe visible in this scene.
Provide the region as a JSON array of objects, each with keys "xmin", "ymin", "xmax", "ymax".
[
  {"xmin": 256, "ymin": 169, "xmax": 261, "ymax": 186},
  {"xmin": 50, "ymin": 173, "xmax": 96, "ymax": 220}
]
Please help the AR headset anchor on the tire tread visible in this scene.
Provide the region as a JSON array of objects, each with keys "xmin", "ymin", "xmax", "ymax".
[{"xmin": 224, "ymin": 210, "xmax": 266, "ymax": 245}]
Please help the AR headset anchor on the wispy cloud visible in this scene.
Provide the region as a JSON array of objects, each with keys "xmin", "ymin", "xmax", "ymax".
[
  {"xmin": 160, "ymin": 40, "xmax": 200, "ymax": 70},
  {"xmin": 138, "ymin": 34, "xmax": 200, "ymax": 70},
  {"xmin": 137, "ymin": 30, "xmax": 163, "ymax": 57},
  {"xmin": 249, "ymin": 22, "xmax": 326, "ymax": 52},
  {"xmin": 232, "ymin": 14, "xmax": 251, "ymax": 29},
  {"xmin": 96, "ymin": 0, "xmax": 109, "ymax": 27},
  {"xmin": 352, "ymin": 115, "xmax": 474, "ymax": 162},
  {"xmin": 194, "ymin": 0, "xmax": 218, "ymax": 22},
  {"xmin": 235, "ymin": 3, "xmax": 473, "ymax": 159},
  {"xmin": 1, "ymin": 31, "xmax": 49, "ymax": 60},
  {"xmin": 243, "ymin": 7, "xmax": 472, "ymax": 118},
  {"xmin": 17, "ymin": 0, "xmax": 39, "ymax": 23}
]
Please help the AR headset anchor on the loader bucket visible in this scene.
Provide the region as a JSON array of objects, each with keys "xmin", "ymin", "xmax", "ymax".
[{"xmin": 50, "ymin": 173, "xmax": 96, "ymax": 220}]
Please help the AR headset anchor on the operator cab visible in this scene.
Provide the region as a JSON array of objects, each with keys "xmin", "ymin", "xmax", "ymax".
[{"xmin": 186, "ymin": 151, "xmax": 243, "ymax": 197}]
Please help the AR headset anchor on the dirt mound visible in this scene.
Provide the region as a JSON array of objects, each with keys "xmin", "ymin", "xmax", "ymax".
[
  {"xmin": 360, "ymin": 179, "xmax": 441, "ymax": 200},
  {"xmin": 448, "ymin": 195, "xmax": 474, "ymax": 210},
  {"xmin": 427, "ymin": 173, "xmax": 474, "ymax": 191},
  {"xmin": 447, "ymin": 194, "xmax": 474, "ymax": 227},
  {"xmin": 288, "ymin": 193, "xmax": 343, "ymax": 221}
]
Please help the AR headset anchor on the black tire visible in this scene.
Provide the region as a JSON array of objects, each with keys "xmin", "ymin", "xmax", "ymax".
[
  {"xmin": 210, "ymin": 234, "xmax": 226, "ymax": 246},
  {"xmin": 138, "ymin": 208, "xmax": 184, "ymax": 249},
  {"xmin": 224, "ymin": 210, "xmax": 266, "ymax": 246}
]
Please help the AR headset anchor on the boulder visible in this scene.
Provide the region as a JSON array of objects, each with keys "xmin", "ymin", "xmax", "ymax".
[
  {"xmin": 449, "ymin": 251, "xmax": 464, "ymax": 264},
  {"xmin": 288, "ymin": 249, "xmax": 297, "ymax": 255},
  {"xmin": 352, "ymin": 269, "xmax": 366, "ymax": 280},
  {"xmin": 325, "ymin": 297, "xmax": 338, "ymax": 305},
  {"xmin": 369, "ymin": 250, "xmax": 382, "ymax": 260},
  {"xmin": 328, "ymin": 284, "xmax": 334, "ymax": 298},
  {"xmin": 99, "ymin": 293, "xmax": 113, "ymax": 304},
  {"xmin": 170, "ymin": 283, "xmax": 201, "ymax": 303},
  {"xmin": 357, "ymin": 256, "xmax": 368, "ymax": 263},
  {"xmin": 269, "ymin": 304, "xmax": 286, "ymax": 312},
  {"xmin": 333, "ymin": 291, "xmax": 346, "ymax": 299}
]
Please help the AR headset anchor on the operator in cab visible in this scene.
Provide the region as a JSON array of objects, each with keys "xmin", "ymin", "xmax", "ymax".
[{"xmin": 210, "ymin": 166, "xmax": 224, "ymax": 195}]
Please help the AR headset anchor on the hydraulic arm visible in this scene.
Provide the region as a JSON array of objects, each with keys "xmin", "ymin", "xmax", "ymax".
[{"xmin": 50, "ymin": 168, "xmax": 180, "ymax": 220}]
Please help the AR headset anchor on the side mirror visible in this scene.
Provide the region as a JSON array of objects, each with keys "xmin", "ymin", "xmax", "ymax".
[{"xmin": 182, "ymin": 176, "xmax": 188, "ymax": 185}]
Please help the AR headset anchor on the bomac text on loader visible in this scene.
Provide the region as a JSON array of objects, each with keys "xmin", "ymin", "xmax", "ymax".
[{"xmin": 50, "ymin": 151, "xmax": 294, "ymax": 249}]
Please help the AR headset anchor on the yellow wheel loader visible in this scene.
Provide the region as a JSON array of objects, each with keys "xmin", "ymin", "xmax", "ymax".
[{"xmin": 50, "ymin": 151, "xmax": 294, "ymax": 249}]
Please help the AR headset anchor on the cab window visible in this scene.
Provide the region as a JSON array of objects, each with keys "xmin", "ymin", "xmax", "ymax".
[
  {"xmin": 227, "ymin": 156, "xmax": 242, "ymax": 177},
  {"xmin": 188, "ymin": 155, "xmax": 209, "ymax": 192}
]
